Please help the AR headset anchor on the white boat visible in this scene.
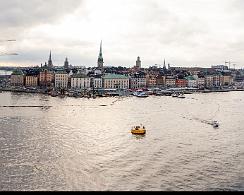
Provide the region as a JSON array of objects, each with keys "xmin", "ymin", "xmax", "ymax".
[
  {"xmin": 178, "ymin": 94, "xmax": 186, "ymax": 99},
  {"xmin": 172, "ymin": 93, "xmax": 179, "ymax": 98},
  {"xmin": 136, "ymin": 92, "xmax": 149, "ymax": 98}
]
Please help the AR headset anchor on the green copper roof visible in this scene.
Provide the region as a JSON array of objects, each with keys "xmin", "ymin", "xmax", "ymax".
[
  {"xmin": 12, "ymin": 69, "xmax": 24, "ymax": 75},
  {"xmin": 103, "ymin": 74, "xmax": 129, "ymax": 79},
  {"xmin": 185, "ymin": 76, "xmax": 196, "ymax": 80}
]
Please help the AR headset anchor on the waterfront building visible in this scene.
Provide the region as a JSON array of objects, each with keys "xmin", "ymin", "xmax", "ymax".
[
  {"xmin": 130, "ymin": 72, "xmax": 147, "ymax": 89},
  {"xmin": 39, "ymin": 69, "xmax": 54, "ymax": 88},
  {"xmin": 165, "ymin": 76, "xmax": 176, "ymax": 88},
  {"xmin": 10, "ymin": 69, "xmax": 25, "ymax": 87},
  {"xmin": 55, "ymin": 71, "xmax": 69, "ymax": 89},
  {"xmin": 103, "ymin": 74, "xmax": 130, "ymax": 89},
  {"xmin": 197, "ymin": 77, "xmax": 205, "ymax": 89},
  {"xmin": 222, "ymin": 75, "xmax": 233, "ymax": 86},
  {"xmin": 25, "ymin": 74, "xmax": 38, "ymax": 87},
  {"xmin": 185, "ymin": 76, "xmax": 197, "ymax": 88},
  {"xmin": 156, "ymin": 75, "xmax": 166, "ymax": 88},
  {"xmin": 205, "ymin": 75, "xmax": 214, "ymax": 88},
  {"xmin": 146, "ymin": 74, "xmax": 157, "ymax": 88},
  {"xmin": 98, "ymin": 41, "xmax": 104, "ymax": 70},
  {"xmin": 92, "ymin": 76, "xmax": 103, "ymax": 89},
  {"xmin": 213, "ymin": 75, "xmax": 222, "ymax": 87},
  {"xmin": 71, "ymin": 74, "xmax": 91, "ymax": 90},
  {"xmin": 48, "ymin": 51, "xmax": 54, "ymax": 68},
  {"xmin": 176, "ymin": 79, "xmax": 188, "ymax": 88}
]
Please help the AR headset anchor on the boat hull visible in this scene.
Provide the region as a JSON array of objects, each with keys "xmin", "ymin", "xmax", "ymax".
[{"xmin": 131, "ymin": 130, "xmax": 146, "ymax": 135}]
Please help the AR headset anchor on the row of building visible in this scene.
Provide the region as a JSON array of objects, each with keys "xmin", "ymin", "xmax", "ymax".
[{"xmin": 10, "ymin": 67, "xmax": 234, "ymax": 90}]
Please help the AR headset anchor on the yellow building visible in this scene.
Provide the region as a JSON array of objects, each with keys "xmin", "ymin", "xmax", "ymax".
[
  {"xmin": 222, "ymin": 75, "xmax": 233, "ymax": 86},
  {"xmin": 10, "ymin": 69, "xmax": 25, "ymax": 87},
  {"xmin": 103, "ymin": 74, "xmax": 129, "ymax": 89},
  {"xmin": 25, "ymin": 75, "xmax": 38, "ymax": 87}
]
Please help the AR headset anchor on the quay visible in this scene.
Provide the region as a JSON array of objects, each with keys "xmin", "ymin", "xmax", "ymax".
[{"xmin": 0, "ymin": 87, "xmax": 243, "ymax": 99}]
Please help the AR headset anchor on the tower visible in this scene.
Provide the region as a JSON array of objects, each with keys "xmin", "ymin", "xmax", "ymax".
[
  {"xmin": 48, "ymin": 51, "xmax": 53, "ymax": 68},
  {"xmin": 98, "ymin": 41, "xmax": 104, "ymax": 69},
  {"xmin": 163, "ymin": 59, "xmax": 167, "ymax": 70},
  {"xmin": 136, "ymin": 56, "xmax": 141, "ymax": 69},
  {"xmin": 64, "ymin": 57, "xmax": 69, "ymax": 69}
]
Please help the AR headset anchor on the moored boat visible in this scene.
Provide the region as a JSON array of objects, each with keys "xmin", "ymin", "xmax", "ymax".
[
  {"xmin": 136, "ymin": 92, "xmax": 149, "ymax": 98},
  {"xmin": 178, "ymin": 93, "xmax": 186, "ymax": 99},
  {"xmin": 172, "ymin": 93, "xmax": 179, "ymax": 98}
]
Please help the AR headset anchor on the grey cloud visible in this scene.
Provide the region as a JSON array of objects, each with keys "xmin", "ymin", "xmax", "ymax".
[{"xmin": 0, "ymin": 0, "xmax": 83, "ymax": 36}]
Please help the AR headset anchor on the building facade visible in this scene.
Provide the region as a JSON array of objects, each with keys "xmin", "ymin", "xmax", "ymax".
[
  {"xmin": 71, "ymin": 74, "xmax": 91, "ymax": 90},
  {"xmin": 186, "ymin": 76, "xmax": 197, "ymax": 88},
  {"xmin": 55, "ymin": 71, "xmax": 69, "ymax": 89},
  {"xmin": 103, "ymin": 74, "xmax": 130, "ymax": 89},
  {"xmin": 146, "ymin": 75, "xmax": 157, "ymax": 88},
  {"xmin": 10, "ymin": 69, "xmax": 25, "ymax": 87},
  {"xmin": 25, "ymin": 75, "xmax": 38, "ymax": 87},
  {"xmin": 176, "ymin": 79, "xmax": 187, "ymax": 88},
  {"xmin": 93, "ymin": 77, "xmax": 103, "ymax": 89},
  {"xmin": 39, "ymin": 69, "xmax": 54, "ymax": 87},
  {"xmin": 130, "ymin": 73, "xmax": 147, "ymax": 89},
  {"xmin": 205, "ymin": 75, "xmax": 214, "ymax": 88},
  {"xmin": 165, "ymin": 76, "xmax": 176, "ymax": 88}
]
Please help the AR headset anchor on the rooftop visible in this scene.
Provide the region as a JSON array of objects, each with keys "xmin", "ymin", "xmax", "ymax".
[{"xmin": 103, "ymin": 74, "xmax": 129, "ymax": 79}]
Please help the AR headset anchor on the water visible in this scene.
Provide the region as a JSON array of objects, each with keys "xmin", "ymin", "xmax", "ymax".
[
  {"xmin": 0, "ymin": 70, "xmax": 12, "ymax": 76},
  {"xmin": 0, "ymin": 92, "xmax": 243, "ymax": 191}
]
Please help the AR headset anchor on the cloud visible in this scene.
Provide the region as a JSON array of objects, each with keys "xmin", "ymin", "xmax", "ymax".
[
  {"xmin": 0, "ymin": 0, "xmax": 243, "ymax": 68},
  {"xmin": 0, "ymin": 0, "xmax": 83, "ymax": 37}
]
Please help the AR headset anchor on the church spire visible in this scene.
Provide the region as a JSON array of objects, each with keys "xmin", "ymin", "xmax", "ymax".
[
  {"xmin": 64, "ymin": 57, "xmax": 69, "ymax": 69},
  {"xmin": 99, "ymin": 41, "xmax": 103, "ymax": 57},
  {"xmin": 48, "ymin": 50, "xmax": 53, "ymax": 68},
  {"xmin": 98, "ymin": 40, "xmax": 104, "ymax": 69}
]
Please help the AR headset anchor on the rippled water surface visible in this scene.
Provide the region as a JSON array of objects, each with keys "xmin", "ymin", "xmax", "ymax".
[{"xmin": 0, "ymin": 92, "xmax": 244, "ymax": 191}]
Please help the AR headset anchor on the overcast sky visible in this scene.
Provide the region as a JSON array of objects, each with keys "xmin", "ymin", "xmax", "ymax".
[{"xmin": 0, "ymin": 0, "xmax": 243, "ymax": 68}]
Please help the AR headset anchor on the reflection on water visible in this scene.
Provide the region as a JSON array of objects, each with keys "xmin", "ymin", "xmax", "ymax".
[{"xmin": 0, "ymin": 91, "xmax": 244, "ymax": 191}]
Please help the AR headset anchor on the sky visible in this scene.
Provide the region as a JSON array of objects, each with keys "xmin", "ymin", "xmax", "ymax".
[{"xmin": 0, "ymin": 0, "xmax": 243, "ymax": 68}]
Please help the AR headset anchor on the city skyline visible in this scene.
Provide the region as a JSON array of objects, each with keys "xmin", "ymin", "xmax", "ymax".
[{"xmin": 0, "ymin": 0, "xmax": 244, "ymax": 68}]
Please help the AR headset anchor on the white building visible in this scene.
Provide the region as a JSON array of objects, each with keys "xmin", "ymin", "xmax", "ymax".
[
  {"xmin": 205, "ymin": 75, "xmax": 214, "ymax": 88},
  {"xmin": 55, "ymin": 71, "xmax": 69, "ymax": 89},
  {"xmin": 186, "ymin": 76, "xmax": 197, "ymax": 88},
  {"xmin": 197, "ymin": 77, "xmax": 205, "ymax": 88},
  {"xmin": 93, "ymin": 77, "xmax": 103, "ymax": 89},
  {"xmin": 71, "ymin": 74, "xmax": 91, "ymax": 90}
]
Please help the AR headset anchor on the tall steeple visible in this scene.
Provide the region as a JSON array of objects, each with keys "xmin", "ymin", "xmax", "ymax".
[
  {"xmin": 64, "ymin": 57, "xmax": 69, "ymax": 69},
  {"xmin": 163, "ymin": 59, "xmax": 167, "ymax": 69},
  {"xmin": 98, "ymin": 41, "xmax": 104, "ymax": 69},
  {"xmin": 48, "ymin": 50, "xmax": 53, "ymax": 68}
]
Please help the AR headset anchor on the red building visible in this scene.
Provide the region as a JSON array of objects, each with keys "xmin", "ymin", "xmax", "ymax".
[{"xmin": 176, "ymin": 79, "xmax": 187, "ymax": 88}]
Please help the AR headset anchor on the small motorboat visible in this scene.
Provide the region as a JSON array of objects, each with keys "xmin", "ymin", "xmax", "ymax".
[
  {"xmin": 136, "ymin": 92, "xmax": 149, "ymax": 98},
  {"xmin": 178, "ymin": 93, "xmax": 186, "ymax": 99},
  {"xmin": 131, "ymin": 125, "xmax": 146, "ymax": 135},
  {"xmin": 172, "ymin": 93, "xmax": 179, "ymax": 98},
  {"xmin": 212, "ymin": 121, "xmax": 219, "ymax": 128}
]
